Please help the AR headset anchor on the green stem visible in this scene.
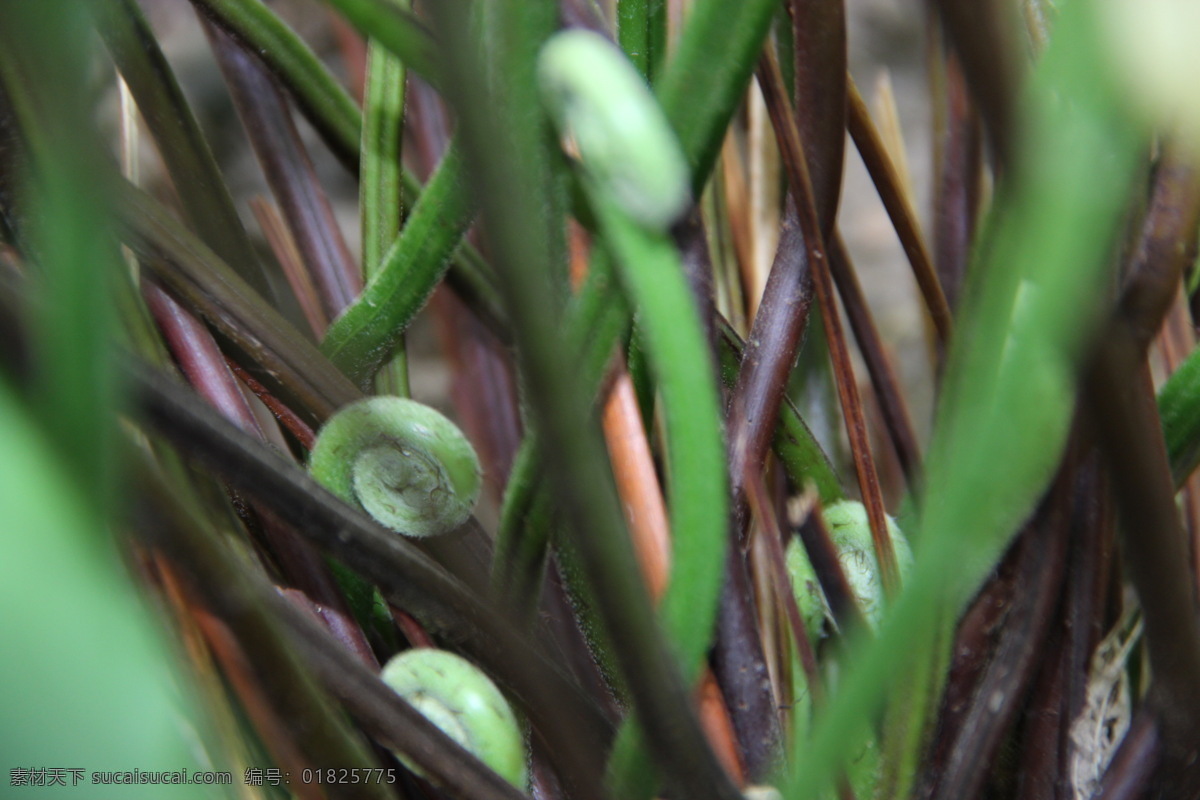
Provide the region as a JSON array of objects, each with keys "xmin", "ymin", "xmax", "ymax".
[
  {"xmin": 0, "ymin": 0, "xmax": 120, "ymax": 518},
  {"xmin": 493, "ymin": 436, "xmax": 547, "ymax": 618},
  {"xmin": 492, "ymin": 249, "xmax": 631, "ymax": 621},
  {"xmin": 430, "ymin": 0, "xmax": 739, "ymax": 795},
  {"xmin": 195, "ymin": 0, "xmax": 509, "ymax": 341},
  {"xmin": 361, "ymin": 38, "xmax": 405, "ymax": 282},
  {"xmin": 593, "ymin": 197, "xmax": 728, "ymax": 687},
  {"xmin": 361, "ymin": 12, "xmax": 410, "ymax": 395},
  {"xmin": 320, "ymin": 0, "xmax": 440, "ymax": 86},
  {"xmin": 323, "ymin": 144, "xmax": 475, "ymax": 388},
  {"xmin": 1158, "ymin": 350, "xmax": 1200, "ymax": 486},
  {"xmin": 617, "ymin": 0, "xmax": 652, "ymax": 80},
  {"xmin": 654, "ymin": 0, "xmax": 779, "ymax": 195},
  {"xmin": 590, "ymin": 194, "xmax": 729, "ymax": 799}
]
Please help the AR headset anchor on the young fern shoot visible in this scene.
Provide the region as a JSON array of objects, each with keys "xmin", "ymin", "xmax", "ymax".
[{"xmin": 309, "ymin": 397, "xmax": 482, "ymax": 537}]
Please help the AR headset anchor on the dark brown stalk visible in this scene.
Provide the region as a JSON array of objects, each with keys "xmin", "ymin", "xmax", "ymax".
[
  {"xmin": 728, "ymin": 0, "xmax": 849, "ymax": 494},
  {"xmin": 187, "ymin": 0, "xmax": 358, "ymax": 173},
  {"xmin": 925, "ymin": 460, "xmax": 1072, "ymax": 800},
  {"xmin": 716, "ymin": 213, "xmax": 805, "ymax": 779},
  {"xmin": 128, "ymin": 358, "xmax": 613, "ymax": 798},
  {"xmin": 143, "ymin": 281, "xmax": 265, "ymax": 438},
  {"xmin": 754, "ymin": 47, "xmax": 898, "ymax": 593},
  {"xmin": 1086, "ymin": 359, "xmax": 1200, "ymax": 797},
  {"xmin": 1115, "ymin": 153, "xmax": 1200, "ymax": 352},
  {"xmin": 725, "ymin": 209, "xmax": 813, "ymax": 522},
  {"xmin": 918, "ymin": 535, "xmax": 1022, "ymax": 794},
  {"xmin": 225, "ymin": 359, "xmax": 317, "ymax": 448},
  {"xmin": 790, "ymin": 0, "xmax": 846, "ymax": 235},
  {"xmin": 1014, "ymin": 617, "xmax": 1068, "ymax": 800},
  {"xmin": 675, "ymin": 210, "xmax": 720, "ymax": 355},
  {"xmin": 416, "ymin": 516, "xmax": 498, "ymax": 597},
  {"xmin": 712, "ymin": 552, "xmax": 784, "ymax": 782},
  {"xmin": 1094, "ymin": 713, "xmax": 1160, "ymax": 800},
  {"xmin": 117, "ymin": 180, "xmax": 362, "ymax": 424},
  {"xmin": 725, "ymin": 33, "xmax": 843, "ymax": 545},
  {"xmin": 205, "ymin": 19, "xmax": 361, "ymax": 321},
  {"xmin": 528, "ymin": 745, "xmax": 568, "ymax": 800},
  {"xmin": 1185, "ymin": 470, "xmax": 1200, "ymax": 595},
  {"xmin": 283, "ymin": 587, "xmax": 366, "ymax": 661},
  {"xmin": 1083, "ymin": 150, "xmax": 1200, "ymax": 797},
  {"xmin": 143, "ymin": 281, "xmax": 375, "ymax": 666},
  {"xmin": 1013, "ymin": 455, "xmax": 1114, "ymax": 800},
  {"xmin": 929, "ymin": 0, "xmax": 1020, "ymax": 169},
  {"xmin": 1059, "ymin": 457, "xmax": 1116, "ymax": 789},
  {"xmin": 828, "ymin": 234, "xmax": 921, "ymax": 486},
  {"xmin": 929, "ymin": 45, "xmax": 982, "ymax": 312},
  {"xmin": 846, "ymin": 80, "xmax": 952, "ymax": 344}
]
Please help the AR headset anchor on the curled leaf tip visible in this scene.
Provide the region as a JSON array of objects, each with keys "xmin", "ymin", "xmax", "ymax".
[
  {"xmin": 309, "ymin": 397, "xmax": 482, "ymax": 537},
  {"xmin": 381, "ymin": 648, "xmax": 527, "ymax": 788},
  {"xmin": 537, "ymin": 29, "xmax": 691, "ymax": 231}
]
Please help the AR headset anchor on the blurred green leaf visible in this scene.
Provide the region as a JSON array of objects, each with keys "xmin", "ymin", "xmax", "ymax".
[
  {"xmin": 0, "ymin": 377, "xmax": 202, "ymax": 797},
  {"xmin": 782, "ymin": 1, "xmax": 1144, "ymax": 796}
]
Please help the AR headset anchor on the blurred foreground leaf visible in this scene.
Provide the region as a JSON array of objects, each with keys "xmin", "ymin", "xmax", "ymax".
[{"xmin": 0, "ymin": 378, "xmax": 202, "ymax": 796}]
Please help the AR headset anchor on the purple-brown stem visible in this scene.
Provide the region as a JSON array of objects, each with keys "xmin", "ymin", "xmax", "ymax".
[
  {"xmin": 847, "ymin": 79, "xmax": 952, "ymax": 345},
  {"xmin": 204, "ymin": 19, "xmax": 361, "ymax": 322},
  {"xmin": 828, "ymin": 234, "xmax": 922, "ymax": 487},
  {"xmin": 144, "ymin": 281, "xmax": 375, "ymax": 666},
  {"xmin": 930, "ymin": 45, "xmax": 982, "ymax": 313},
  {"xmin": 755, "ymin": 48, "xmax": 898, "ymax": 593}
]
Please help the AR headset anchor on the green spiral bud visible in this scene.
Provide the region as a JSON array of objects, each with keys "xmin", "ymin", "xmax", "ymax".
[
  {"xmin": 309, "ymin": 397, "xmax": 481, "ymax": 537},
  {"xmin": 786, "ymin": 501, "xmax": 901, "ymax": 800},
  {"xmin": 381, "ymin": 649, "xmax": 527, "ymax": 789},
  {"xmin": 785, "ymin": 500, "xmax": 914, "ymax": 641},
  {"xmin": 537, "ymin": 29, "xmax": 691, "ymax": 231}
]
